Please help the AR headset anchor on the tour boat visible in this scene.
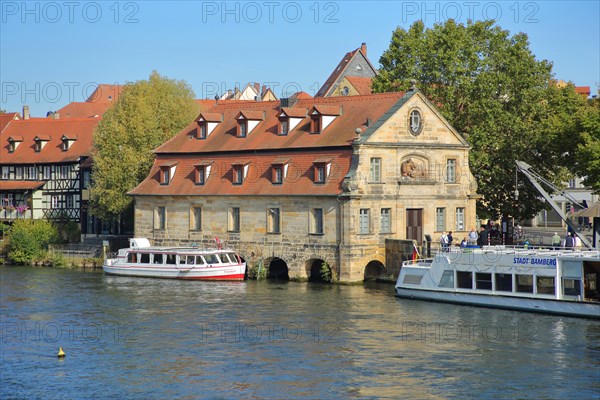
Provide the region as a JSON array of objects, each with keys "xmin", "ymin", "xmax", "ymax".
[
  {"xmin": 103, "ymin": 238, "xmax": 246, "ymax": 280},
  {"xmin": 395, "ymin": 247, "xmax": 600, "ymax": 319}
]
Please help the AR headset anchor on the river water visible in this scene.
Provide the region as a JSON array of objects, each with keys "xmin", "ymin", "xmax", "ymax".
[{"xmin": 1, "ymin": 266, "xmax": 599, "ymax": 399}]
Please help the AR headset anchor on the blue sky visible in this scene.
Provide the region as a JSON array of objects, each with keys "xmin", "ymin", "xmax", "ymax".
[{"xmin": 1, "ymin": 1, "xmax": 598, "ymax": 116}]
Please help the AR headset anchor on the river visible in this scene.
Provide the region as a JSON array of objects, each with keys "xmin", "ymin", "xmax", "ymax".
[{"xmin": 1, "ymin": 266, "xmax": 599, "ymax": 399}]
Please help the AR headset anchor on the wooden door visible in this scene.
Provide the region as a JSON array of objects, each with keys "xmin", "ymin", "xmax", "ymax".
[{"xmin": 406, "ymin": 209, "xmax": 423, "ymax": 245}]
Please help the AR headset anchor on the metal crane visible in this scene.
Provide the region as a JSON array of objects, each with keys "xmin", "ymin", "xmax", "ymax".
[{"xmin": 515, "ymin": 160, "xmax": 593, "ymax": 249}]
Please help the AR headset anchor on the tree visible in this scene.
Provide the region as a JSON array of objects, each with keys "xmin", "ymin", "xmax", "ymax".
[
  {"xmin": 90, "ymin": 71, "xmax": 198, "ymax": 221},
  {"xmin": 373, "ymin": 20, "xmax": 589, "ymax": 220},
  {"xmin": 572, "ymin": 94, "xmax": 600, "ymax": 194}
]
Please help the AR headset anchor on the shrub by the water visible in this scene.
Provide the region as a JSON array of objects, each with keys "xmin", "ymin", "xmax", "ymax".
[{"xmin": 6, "ymin": 220, "xmax": 60, "ymax": 265}]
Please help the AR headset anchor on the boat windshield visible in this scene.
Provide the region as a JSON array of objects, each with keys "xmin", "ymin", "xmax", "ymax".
[{"xmin": 204, "ymin": 254, "xmax": 220, "ymax": 264}]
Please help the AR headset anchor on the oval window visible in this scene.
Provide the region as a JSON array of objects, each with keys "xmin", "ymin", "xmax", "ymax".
[{"xmin": 409, "ymin": 109, "xmax": 423, "ymax": 135}]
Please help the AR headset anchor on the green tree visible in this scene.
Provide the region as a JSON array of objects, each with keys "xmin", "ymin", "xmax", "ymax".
[
  {"xmin": 373, "ymin": 20, "xmax": 589, "ymax": 220},
  {"xmin": 7, "ymin": 219, "xmax": 60, "ymax": 264},
  {"xmin": 572, "ymin": 94, "xmax": 600, "ymax": 194},
  {"xmin": 90, "ymin": 71, "xmax": 198, "ymax": 220}
]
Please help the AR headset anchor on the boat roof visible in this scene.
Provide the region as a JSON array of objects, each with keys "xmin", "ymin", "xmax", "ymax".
[{"xmin": 126, "ymin": 246, "xmax": 236, "ymax": 254}]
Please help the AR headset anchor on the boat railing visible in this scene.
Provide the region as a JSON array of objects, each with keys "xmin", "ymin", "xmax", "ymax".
[{"xmin": 433, "ymin": 245, "xmax": 600, "ymax": 258}]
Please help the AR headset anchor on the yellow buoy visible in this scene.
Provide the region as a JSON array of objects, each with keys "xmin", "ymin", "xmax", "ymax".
[{"xmin": 57, "ymin": 347, "xmax": 65, "ymax": 357}]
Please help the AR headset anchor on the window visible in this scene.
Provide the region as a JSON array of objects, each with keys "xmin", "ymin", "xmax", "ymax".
[
  {"xmin": 34, "ymin": 140, "xmax": 42, "ymax": 152},
  {"xmin": 272, "ymin": 165, "xmax": 283, "ymax": 184},
  {"xmin": 446, "ymin": 159, "xmax": 456, "ymax": 183},
  {"xmin": 536, "ymin": 276, "xmax": 555, "ymax": 295},
  {"xmin": 280, "ymin": 119, "xmax": 289, "ymax": 135},
  {"xmin": 190, "ymin": 206, "xmax": 202, "ymax": 231},
  {"xmin": 61, "ymin": 165, "xmax": 69, "ymax": 179},
  {"xmin": 61, "ymin": 139, "xmax": 69, "ymax": 151},
  {"xmin": 267, "ymin": 207, "xmax": 281, "ymax": 234},
  {"xmin": 238, "ymin": 121, "xmax": 247, "ymax": 137},
  {"xmin": 370, "ymin": 158, "xmax": 381, "ymax": 182},
  {"xmin": 516, "ymin": 274, "xmax": 533, "ymax": 293},
  {"xmin": 380, "ymin": 208, "xmax": 391, "ymax": 233},
  {"xmin": 160, "ymin": 168, "xmax": 170, "ymax": 185},
  {"xmin": 195, "ymin": 166, "xmax": 206, "ymax": 185},
  {"xmin": 28, "ymin": 166, "xmax": 37, "ymax": 180},
  {"xmin": 15, "ymin": 167, "xmax": 23, "ymax": 180},
  {"xmin": 199, "ymin": 123, "xmax": 207, "ymax": 139},
  {"xmin": 438, "ymin": 270, "xmax": 454, "ymax": 288},
  {"xmin": 51, "ymin": 195, "xmax": 59, "ymax": 209},
  {"xmin": 154, "ymin": 206, "xmax": 166, "ymax": 230},
  {"xmin": 475, "ymin": 273, "xmax": 492, "ymax": 290},
  {"xmin": 314, "ymin": 163, "xmax": 326, "ymax": 183},
  {"xmin": 311, "ymin": 115, "xmax": 321, "ymax": 133},
  {"xmin": 436, "ymin": 208, "xmax": 446, "ymax": 232},
  {"xmin": 66, "ymin": 195, "xmax": 74, "ymax": 209},
  {"xmin": 43, "ymin": 166, "xmax": 51, "ymax": 180},
  {"xmin": 359, "ymin": 209, "xmax": 370, "ymax": 234},
  {"xmin": 1, "ymin": 166, "xmax": 9, "ymax": 180},
  {"xmin": 455, "ymin": 208, "xmax": 465, "ymax": 231},
  {"xmin": 311, "ymin": 208, "xmax": 324, "ymax": 234},
  {"xmin": 457, "ymin": 271, "xmax": 473, "ymax": 289},
  {"xmin": 233, "ymin": 166, "xmax": 243, "ymax": 184},
  {"xmin": 563, "ymin": 278, "xmax": 581, "ymax": 296},
  {"xmin": 495, "ymin": 273, "xmax": 513, "ymax": 292},
  {"xmin": 228, "ymin": 207, "xmax": 240, "ymax": 232},
  {"xmin": 83, "ymin": 170, "xmax": 91, "ymax": 188},
  {"xmin": 140, "ymin": 253, "xmax": 150, "ymax": 264},
  {"xmin": 409, "ymin": 109, "xmax": 422, "ymax": 135},
  {"xmin": 8, "ymin": 140, "xmax": 16, "ymax": 152}
]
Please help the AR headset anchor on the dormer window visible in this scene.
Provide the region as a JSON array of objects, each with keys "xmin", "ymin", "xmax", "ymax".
[
  {"xmin": 7, "ymin": 136, "xmax": 23, "ymax": 153},
  {"xmin": 235, "ymin": 111, "xmax": 264, "ymax": 138},
  {"xmin": 309, "ymin": 105, "xmax": 340, "ymax": 134},
  {"xmin": 159, "ymin": 162, "xmax": 178, "ymax": 185},
  {"xmin": 34, "ymin": 135, "xmax": 50, "ymax": 152},
  {"xmin": 231, "ymin": 161, "xmax": 250, "ymax": 185},
  {"xmin": 280, "ymin": 119, "xmax": 289, "ymax": 135},
  {"xmin": 61, "ymin": 135, "xmax": 76, "ymax": 151},
  {"xmin": 196, "ymin": 113, "xmax": 222, "ymax": 139},
  {"xmin": 277, "ymin": 108, "xmax": 306, "ymax": 136},
  {"xmin": 194, "ymin": 161, "xmax": 213, "ymax": 185},
  {"xmin": 271, "ymin": 158, "xmax": 289, "ymax": 184},
  {"xmin": 313, "ymin": 158, "xmax": 332, "ymax": 184}
]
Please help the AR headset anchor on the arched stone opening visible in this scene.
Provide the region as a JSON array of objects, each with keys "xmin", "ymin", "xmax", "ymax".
[
  {"xmin": 306, "ymin": 258, "xmax": 331, "ymax": 283},
  {"xmin": 364, "ymin": 260, "xmax": 386, "ymax": 281},
  {"xmin": 267, "ymin": 257, "xmax": 289, "ymax": 282}
]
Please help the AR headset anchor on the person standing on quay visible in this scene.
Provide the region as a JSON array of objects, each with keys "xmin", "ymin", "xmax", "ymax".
[
  {"xmin": 468, "ymin": 227, "xmax": 478, "ymax": 246},
  {"xmin": 565, "ymin": 232, "xmax": 575, "ymax": 249},
  {"xmin": 551, "ymin": 232, "xmax": 561, "ymax": 249}
]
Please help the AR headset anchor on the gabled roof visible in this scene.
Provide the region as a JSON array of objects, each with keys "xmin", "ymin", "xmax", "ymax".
[
  {"xmin": 154, "ymin": 92, "xmax": 405, "ymax": 155},
  {"xmin": 278, "ymin": 108, "xmax": 307, "ymax": 118},
  {"xmin": 85, "ymin": 84, "xmax": 123, "ymax": 103},
  {"xmin": 56, "ymin": 84, "xmax": 123, "ymax": 118},
  {"xmin": 237, "ymin": 110, "xmax": 264, "ymax": 120},
  {"xmin": 1, "ymin": 117, "xmax": 100, "ymax": 164},
  {"xmin": 197, "ymin": 112, "xmax": 223, "ymax": 122},
  {"xmin": 345, "ymin": 76, "xmax": 373, "ymax": 95},
  {"xmin": 0, "ymin": 112, "xmax": 21, "ymax": 133}
]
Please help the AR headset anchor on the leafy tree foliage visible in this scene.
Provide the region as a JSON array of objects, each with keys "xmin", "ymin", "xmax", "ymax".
[
  {"xmin": 572, "ymin": 95, "xmax": 600, "ymax": 194},
  {"xmin": 373, "ymin": 20, "xmax": 591, "ymax": 220},
  {"xmin": 90, "ymin": 72, "xmax": 198, "ymax": 220},
  {"xmin": 7, "ymin": 219, "xmax": 60, "ymax": 264}
]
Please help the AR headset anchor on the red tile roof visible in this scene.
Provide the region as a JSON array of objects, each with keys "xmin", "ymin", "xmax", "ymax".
[
  {"xmin": 0, "ymin": 112, "xmax": 21, "ymax": 133},
  {"xmin": 197, "ymin": 112, "xmax": 223, "ymax": 122},
  {"xmin": 85, "ymin": 84, "xmax": 123, "ymax": 103},
  {"xmin": 56, "ymin": 102, "xmax": 112, "ymax": 119},
  {"xmin": 132, "ymin": 92, "xmax": 405, "ymax": 197},
  {"xmin": 1, "ymin": 117, "xmax": 100, "ymax": 164},
  {"xmin": 575, "ymin": 86, "xmax": 591, "ymax": 96},
  {"xmin": 346, "ymin": 76, "xmax": 373, "ymax": 95},
  {"xmin": 155, "ymin": 92, "xmax": 404, "ymax": 155},
  {"xmin": 279, "ymin": 108, "xmax": 307, "ymax": 118},
  {"xmin": 0, "ymin": 181, "xmax": 46, "ymax": 191},
  {"xmin": 290, "ymin": 91, "xmax": 313, "ymax": 99}
]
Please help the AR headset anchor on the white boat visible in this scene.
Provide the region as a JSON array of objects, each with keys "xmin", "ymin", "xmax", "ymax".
[
  {"xmin": 395, "ymin": 247, "xmax": 600, "ymax": 319},
  {"xmin": 103, "ymin": 238, "xmax": 246, "ymax": 281}
]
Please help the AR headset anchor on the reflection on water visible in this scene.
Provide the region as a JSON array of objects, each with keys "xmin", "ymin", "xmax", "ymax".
[{"xmin": 1, "ymin": 266, "xmax": 599, "ymax": 399}]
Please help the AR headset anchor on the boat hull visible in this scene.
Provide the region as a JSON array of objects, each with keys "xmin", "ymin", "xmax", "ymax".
[
  {"xmin": 395, "ymin": 287, "xmax": 600, "ymax": 319},
  {"xmin": 103, "ymin": 264, "xmax": 246, "ymax": 281}
]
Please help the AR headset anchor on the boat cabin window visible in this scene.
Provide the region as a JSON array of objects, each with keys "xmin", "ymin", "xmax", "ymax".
[
  {"xmin": 140, "ymin": 253, "xmax": 150, "ymax": 264},
  {"xmin": 476, "ymin": 273, "xmax": 492, "ymax": 290},
  {"xmin": 226, "ymin": 253, "xmax": 238, "ymax": 263},
  {"xmin": 153, "ymin": 254, "xmax": 164, "ymax": 264},
  {"xmin": 563, "ymin": 278, "xmax": 581, "ymax": 296},
  {"xmin": 516, "ymin": 275, "xmax": 533, "ymax": 293},
  {"xmin": 194, "ymin": 256, "xmax": 206, "ymax": 265},
  {"xmin": 457, "ymin": 271, "xmax": 473, "ymax": 289},
  {"xmin": 179, "ymin": 256, "xmax": 187, "ymax": 265},
  {"xmin": 204, "ymin": 254, "xmax": 220, "ymax": 264},
  {"xmin": 127, "ymin": 253, "xmax": 137, "ymax": 263},
  {"xmin": 495, "ymin": 273, "xmax": 512, "ymax": 292},
  {"xmin": 536, "ymin": 276, "xmax": 555, "ymax": 295},
  {"xmin": 438, "ymin": 270, "xmax": 454, "ymax": 288},
  {"xmin": 166, "ymin": 254, "xmax": 176, "ymax": 265}
]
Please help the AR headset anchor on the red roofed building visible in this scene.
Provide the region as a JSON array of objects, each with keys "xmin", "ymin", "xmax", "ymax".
[
  {"xmin": 316, "ymin": 43, "xmax": 377, "ymax": 98},
  {"xmin": 0, "ymin": 112, "xmax": 21, "ymax": 133},
  {"xmin": 0, "ymin": 115, "xmax": 104, "ymax": 237},
  {"xmin": 130, "ymin": 87, "xmax": 478, "ymax": 282},
  {"xmin": 56, "ymin": 84, "xmax": 123, "ymax": 118}
]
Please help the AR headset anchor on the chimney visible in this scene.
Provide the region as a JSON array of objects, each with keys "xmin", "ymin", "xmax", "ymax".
[
  {"xmin": 23, "ymin": 105, "xmax": 30, "ymax": 120},
  {"xmin": 53, "ymin": 112, "xmax": 60, "ymax": 119},
  {"xmin": 360, "ymin": 42, "xmax": 367, "ymax": 57}
]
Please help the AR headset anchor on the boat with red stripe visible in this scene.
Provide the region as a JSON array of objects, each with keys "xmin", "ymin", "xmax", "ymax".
[{"xmin": 103, "ymin": 238, "xmax": 246, "ymax": 281}]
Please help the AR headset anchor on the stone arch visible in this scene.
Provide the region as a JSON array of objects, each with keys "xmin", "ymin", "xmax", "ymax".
[
  {"xmin": 363, "ymin": 260, "xmax": 387, "ymax": 281},
  {"xmin": 306, "ymin": 258, "xmax": 331, "ymax": 283},
  {"xmin": 400, "ymin": 153, "xmax": 430, "ymax": 179},
  {"xmin": 265, "ymin": 257, "xmax": 289, "ymax": 282}
]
